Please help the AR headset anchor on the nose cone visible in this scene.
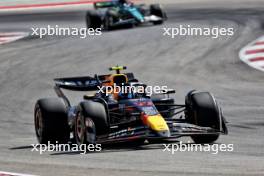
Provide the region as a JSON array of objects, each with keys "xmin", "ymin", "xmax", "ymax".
[
  {"xmin": 142, "ymin": 114, "xmax": 170, "ymax": 137},
  {"xmin": 146, "ymin": 115, "xmax": 169, "ymax": 131}
]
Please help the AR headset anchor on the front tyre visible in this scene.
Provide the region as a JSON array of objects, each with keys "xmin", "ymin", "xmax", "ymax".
[
  {"xmin": 185, "ymin": 91, "xmax": 221, "ymax": 144},
  {"xmin": 150, "ymin": 4, "xmax": 166, "ymax": 25}
]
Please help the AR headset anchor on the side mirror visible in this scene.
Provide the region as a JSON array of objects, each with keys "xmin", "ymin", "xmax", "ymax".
[
  {"xmin": 128, "ymin": 78, "xmax": 139, "ymax": 82},
  {"xmin": 167, "ymin": 89, "xmax": 176, "ymax": 94},
  {"xmin": 162, "ymin": 89, "xmax": 176, "ymax": 94}
]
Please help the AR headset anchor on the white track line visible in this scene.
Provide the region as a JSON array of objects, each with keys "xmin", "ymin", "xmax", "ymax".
[
  {"xmin": 239, "ymin": 36, "xmax": 264, "ymax": 72},
  {"xmin": 0, "ymin": 32, "xmax": 29, "ymax": 45},
  {"xmin": 0, "ymin": 171, "xmax": 37, "ymax": 176}
]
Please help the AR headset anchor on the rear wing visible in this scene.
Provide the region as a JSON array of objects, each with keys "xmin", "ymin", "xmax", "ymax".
[
  {"xmin": 54, "ymin": 72, "xmax": 136, "ymax": 91},
  {"xmin": 54, "ymin": 73, "xmax": 136, "ymax": 107},
  {"xmin": 54, "ymin": 76, "xmax": 99, "ymax": 91}
]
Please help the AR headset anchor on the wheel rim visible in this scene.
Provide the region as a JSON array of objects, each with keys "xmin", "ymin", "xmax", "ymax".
[
  {"xmin": 35, "ymin": 107, "xmax": 43, "ymax": 140},
  {"xmin": 75, "ymin": 112, "xmax": 84, "ymax": 144},
  {"xmin": 85, "ymin": 118, "xmax": 96, "ymax": 144},
  {"xmin": 75, "ymin": 111, "xmax": 96, "ymax": 144}
]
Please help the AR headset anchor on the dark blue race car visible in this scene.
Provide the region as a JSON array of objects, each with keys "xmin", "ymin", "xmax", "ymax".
[
  {"xmin": 34, "ymin": 66, "xmax": 228, "ymax": 146},
  {"xmin": 86, "ymin": 0, "xmax": 167, "ymax": 30}
]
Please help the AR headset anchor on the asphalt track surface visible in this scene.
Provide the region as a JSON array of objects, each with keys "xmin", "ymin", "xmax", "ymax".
[{"xmin": 0, "ymin": 1, "xmax": 264, "ymax": 176}]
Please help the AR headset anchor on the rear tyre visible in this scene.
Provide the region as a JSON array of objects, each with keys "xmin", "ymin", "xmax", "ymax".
[
  {"xmin": 34, "ymin": 98, "xmax": 69, "ymax": 144},
  {"xmin": 86, "ymin": 11, "xmax": 102, "ymax": 29},
  {"xmin": 74, "ymin": 101, "xmax": 108, "ymax": 145},
  {"xmin": 185, "ymin": 91, "xmax": 220, "ymax": 144},
  {"xmin": 104, "ymin": 14, "xmax": 114, "ymax": 31},
  {"xmin": 74, "ymin": 112, "xmax": 96, "ymax": 145},
  {"xmin": 150, "ymin": 4, "xmax": 166, "ymax": 25}
]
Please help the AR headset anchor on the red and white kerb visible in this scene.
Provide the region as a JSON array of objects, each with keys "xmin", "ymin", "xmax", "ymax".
[{"xmin": 239, "ymin": 36, "xmax": 264, "ymax": 72}]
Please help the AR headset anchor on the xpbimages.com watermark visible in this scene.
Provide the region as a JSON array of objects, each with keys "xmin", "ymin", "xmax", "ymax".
[
  {"xmin": 31, "ymin": 141, "xmax": 102, "ymax": 154},
  {"xmin": 163, "ymin": 25, "xmax": 234, "ymax": 39},
  {"xmin": 31, "ymin": 25, "xmax": 102, "ymax": 39},
  {"xmin": 97, "ymin": 83, "xmax": 169, "ymax": 96},
  {"xmin": 163, "ymin": 141, "xmax": 234, "ymax": 155}
]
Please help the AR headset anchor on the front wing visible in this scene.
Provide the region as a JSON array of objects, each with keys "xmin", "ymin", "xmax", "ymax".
[
  {"xmin": 96, "ymin": 122, "xmax": 227, "ymax": 144},
  {"xmin": 109, "ymin": 15, "xmax": 163, "ymax": 28}
]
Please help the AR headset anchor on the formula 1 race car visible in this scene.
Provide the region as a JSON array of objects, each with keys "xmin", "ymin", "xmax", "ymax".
[
  {"xmin": 34, "ymin": 66, "xmax": 228, "ymax": 146},
  {"xmin": 86, "ymin": 0, "xmax": 167, "ymax": 30}
]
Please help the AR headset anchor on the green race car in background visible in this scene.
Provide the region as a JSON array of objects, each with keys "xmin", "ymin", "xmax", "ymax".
[{"xmin": 86, "ymin": 0, "xmax": 167, "ymax": 30}]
